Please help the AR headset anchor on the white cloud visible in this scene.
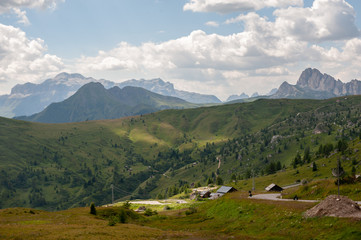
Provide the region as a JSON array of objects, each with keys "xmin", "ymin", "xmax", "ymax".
[
  {"xmin": 0, "ymin": 23, "xmax": 64, "ymax": 94},
  {"xmin": 205, "ymin": 21, "xmax": 219, "ymax": 27},
  {"xmin": 274, "ymin": 0, "xmax": 359, "ymax": 41},
  {"xmin": 72, "ymin": 27, "xmax": 314, "ymax": 99},
  {"xmin": 226, "ymin": 0, "xmax": 359, "ymax": 42},
  {"xmin": 72, "ymin": 1, "xmax": 361, "ymax": 100},
  {"xmin": 184, "ymin": 0, "xmax": 303, "ymax": 13},
  {"xmin": 0, "ymin": 0, "xmax": 64, "ymax": 25},
  {"xmin": 13, "ymin": 8, "xmax": 30, "ymax": 25},
  {"xmin": 0, "ymin": 0, "xmax": 64, "ymax": 13}
]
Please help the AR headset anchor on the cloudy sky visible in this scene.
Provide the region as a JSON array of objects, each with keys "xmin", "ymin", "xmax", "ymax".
[{"xmin": 1, "ymin": 0, "xmax": 361, "ymax": 100}]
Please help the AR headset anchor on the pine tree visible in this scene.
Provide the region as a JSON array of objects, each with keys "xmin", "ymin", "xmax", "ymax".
[
  {"xmin": 216, "ymin": 176, "xmax": 223, "ymax": 185},
  {"xmin": 312, "ymin": 162, "xmax": 317, "ymax": 172},
  {"xmin": 90, "ymin": 202, "xmax": 96, "ymax": 215}
]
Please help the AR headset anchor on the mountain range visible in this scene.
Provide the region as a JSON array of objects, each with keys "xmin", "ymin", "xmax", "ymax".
[
  {"xmin": 2, "ymin": 68, "xmax": 361, "ymax": 119},
  {"xmin": 0, "ymin": 73, "xmax": 220, "ymax": 118},
  {"xmin": 15, "ymin": 82, "xmax": 197, "ymax": 123}
]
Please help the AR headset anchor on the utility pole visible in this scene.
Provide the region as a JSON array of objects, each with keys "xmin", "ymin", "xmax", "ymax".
[
  {"xmin": 111, "ymin": 184, "xmax": 114, "ymax": 204},
  {"xmin": 337, "ymin": 158, "xmax": 340, "ymax": 198},
  {"xmin": 252, "ymin": 170, "xmax": 255, "ymax": 191}
]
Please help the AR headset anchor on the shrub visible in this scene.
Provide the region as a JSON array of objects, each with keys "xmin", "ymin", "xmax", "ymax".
[
  {"xmin": 122, "ymin": 200, "xmax": 131, "ymax": 209},
  {"xmin": 185, "ymin": 206, "xmax": 197, "ymax": 215},
  {"xmin": 90, "ymin": 202, "xmax": 96, "ymax": 215},
  {"xmin": 144, "ymin": 208, "xmax": 157, "ymax": 216},
  {"xmin": 118, "ymin": 209, "xmax": 127, "ymax": 223},
  {"xmin": 108, "ymin": 217, "xmax": 116, "ymax": 226}
]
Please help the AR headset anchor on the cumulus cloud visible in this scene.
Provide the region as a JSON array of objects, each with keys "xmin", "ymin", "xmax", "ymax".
[
  {"xmin": 72, "ymin": 28, "xmax": 319, "ymax": 98},
  {"xmin": 205, "ymin": 21, "xmax": 219, "ymax": 27},
  {"xmin": 0, "ymin": 23, "xmax": 64, "ymax": 94},
  {"xmin": 73, "ymin": 0, "xmax": 361, "ymax": 99},
  {"xmin": 226, "ymin": 0, "xmax": 359, "ymax": 42},
  {"xmin": 0, "ymin": 0, "xmax": 64, "ymax": 13},
  {"xmin": 0, "ymin": 0, "xmax": 64, "ymax": 25},
  {"xmin": 183, "ymin": 0, "xmax": 303, "ymax": 13},
  {"xmin": 13, "ymin": 8, "xmax": 30, "ymax": 25}
]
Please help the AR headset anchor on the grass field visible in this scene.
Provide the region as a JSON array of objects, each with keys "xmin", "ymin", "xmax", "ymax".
[{"xmin": 2, "ymin": 192, "xmax": 360, "ymax": 239}]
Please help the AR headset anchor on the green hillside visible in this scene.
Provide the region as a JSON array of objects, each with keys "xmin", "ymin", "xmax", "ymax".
[
  {"xmin": 15, "ymin": 83, "xmax": 197, "ymax": 123},
  {"xmin": 1, "ymin": 96, "xmax": 361, "ymax": 210}
]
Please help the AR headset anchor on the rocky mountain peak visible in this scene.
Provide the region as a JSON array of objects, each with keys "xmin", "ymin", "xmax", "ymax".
[{"xmin": 296, "ymin": 68, "xmax": 323, "ymax": 88}]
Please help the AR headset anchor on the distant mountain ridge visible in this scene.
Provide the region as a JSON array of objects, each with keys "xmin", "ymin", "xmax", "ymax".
[
  {"xmin": 117, "ymin": 78, "xmax": 221, "ymax": 104},
  {"xmin": 272, "ymin": 68, "xmax": 361, "ymax": 99},
  {"xmin": 15, "ymin": 82, "xmax": 197, "ymax": 123},
  {"xmin": 0, "ymin": 73, "xmax": 220, "ymax": 118}
]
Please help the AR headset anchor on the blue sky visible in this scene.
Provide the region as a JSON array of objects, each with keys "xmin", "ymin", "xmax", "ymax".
[{"xmin": 1, "ymin": 0, "xmax": 361, "ymax": 100}]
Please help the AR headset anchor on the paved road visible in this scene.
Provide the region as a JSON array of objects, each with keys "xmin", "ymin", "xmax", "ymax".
[
  {"xmin": 250, "ymin": 193, "xmax": 361, "ymax": 205},
  {"xmin": 250, "ymin": 193, "xmax": 318, "ymax": 203}
]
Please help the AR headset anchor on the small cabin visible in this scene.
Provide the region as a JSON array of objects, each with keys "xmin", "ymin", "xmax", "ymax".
[
  {"xmin": 199, "ymin": 190, "xmax": 211, "ymax": 198},
  {"xmin": 216, "ymin": 186, "xmax": 238, "ymax": 194},
  {"xmin": 265, "ymin": 183, "xmax": 283, "ymax": 192}
]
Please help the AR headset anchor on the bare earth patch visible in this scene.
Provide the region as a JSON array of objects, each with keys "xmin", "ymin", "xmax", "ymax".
[{"xmin": 304, "ymin": 195, "xmax": 361, "ymax": 218}]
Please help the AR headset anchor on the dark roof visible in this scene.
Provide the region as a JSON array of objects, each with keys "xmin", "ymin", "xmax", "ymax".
[
  {"xmin": 265, "ymin": 183, "xmax": 283, "ymax": 191},
  {"xmin": 216, "ymin": 186, "xmax": 237, "ymax": 194}
]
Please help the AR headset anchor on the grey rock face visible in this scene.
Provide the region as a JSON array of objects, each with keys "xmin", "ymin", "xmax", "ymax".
[{"xmin": 272, "ymin": 68, "xmax": 361, "ymax": 99}]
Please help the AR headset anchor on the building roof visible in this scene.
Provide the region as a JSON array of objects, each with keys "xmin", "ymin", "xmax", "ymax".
[
  {"xmin": 216, "ymin": 186, "xmax": 237, "ymax": 194},
  {"xmin": 265, "ymin": 183, "xmax": 283, "ymax": 191}
]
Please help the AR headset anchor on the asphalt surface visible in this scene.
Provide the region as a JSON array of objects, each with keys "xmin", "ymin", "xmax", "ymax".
[
  {"xmin": 250, "ymin": 193, "xmax": 361, "ymax": 205},
  {"xmin": 250, "ymin": 193, "xmax": 318, "ymax": 203}
]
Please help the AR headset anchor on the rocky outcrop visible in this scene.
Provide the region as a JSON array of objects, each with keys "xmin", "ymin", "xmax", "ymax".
[{"xmin": 272, "ymin": 68, "xmax": 361, "ymax": 99}]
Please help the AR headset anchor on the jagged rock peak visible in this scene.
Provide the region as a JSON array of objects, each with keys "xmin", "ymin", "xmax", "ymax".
[{"xmin": 296, "ymin": 68, "xmax": 339, "ymax": 92}]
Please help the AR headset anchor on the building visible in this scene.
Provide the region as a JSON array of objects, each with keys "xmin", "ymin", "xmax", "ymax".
[
  {"xmin": 265, "ymin": 183, "xmax": 283, "ymax": 192},
  {"xmin": 216, "ymin": 186, "xmax": 238, "ymax": 194},
  {"xmin": 199, "ymin": 190, "xmax": 211, "ymax": 198}
]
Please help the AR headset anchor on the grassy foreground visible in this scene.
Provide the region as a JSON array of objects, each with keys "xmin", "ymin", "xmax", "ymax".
[
  {"xmin": 1, "ymin": 193, "xmax": 361, "ymax": 239},
  {"xmin": 0, "ymin": 207, "xmax": 196, "ymax": 240}
]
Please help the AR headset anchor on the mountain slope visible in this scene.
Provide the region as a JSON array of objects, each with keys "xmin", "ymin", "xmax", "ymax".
[
  {"xmin": 16, "ymin": 82, "xmax": 196, "ymax": 123},
  {"xmin": 0, "ymin": 73, "xmax": 115, "ymax": 118},
  {"xmin": 2, "ymin": 96, "xmax": 361, "ymax": 210}
]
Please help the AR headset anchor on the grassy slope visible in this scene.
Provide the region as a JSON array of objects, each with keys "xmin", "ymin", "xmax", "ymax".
[
  {"xmin": 145, "ymin": 194, "xmax": 361, "ymax": 239},
  {"xmin": 0, "ymin": 207, "xmax": 194, "ymax": 240},
  {"xmin": 1, "ymin": 96, "xmax": 361, "ymax": 209},
  {"xmin": 229, "ymin": 138, "xmax": 361, "ymax": 200},
  {"xmin": 1, "ymin": 195, "xmax": 361, "ymax": 240}
]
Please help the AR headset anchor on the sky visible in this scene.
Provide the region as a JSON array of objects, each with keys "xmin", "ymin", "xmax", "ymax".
[{"xmin": 1, "ymin": 0, "xmax": 361, "ymax": 100}]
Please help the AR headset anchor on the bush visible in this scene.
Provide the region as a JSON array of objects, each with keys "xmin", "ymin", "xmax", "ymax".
[
  {"xmin": 119, "ymin": 209, "xmax": 127, "ymax": 223},
  {"xmin": 185, "ymin": 206, "xmax": 197, "ymax": 215},
  {"xmin": 122, "ymin": 200, "xmax": 131, "ymax": 209},
  {"xmin": 144, "ymin": 208, "xmax": 157, "ymax": 216},
  {"xmin": 335, "ymin": 176, "xmax": 356, "ymax": 185},
  {"xmin": 108, "ymin": 217, "xmax": 116, "ymax": 226},
  {"xmin": 90, "ymin": 202, "xmax": 96, "ymax": 215},
  {"xmin": 97, "ymin": 207, "xmax": 140, "ymax": 224}
]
